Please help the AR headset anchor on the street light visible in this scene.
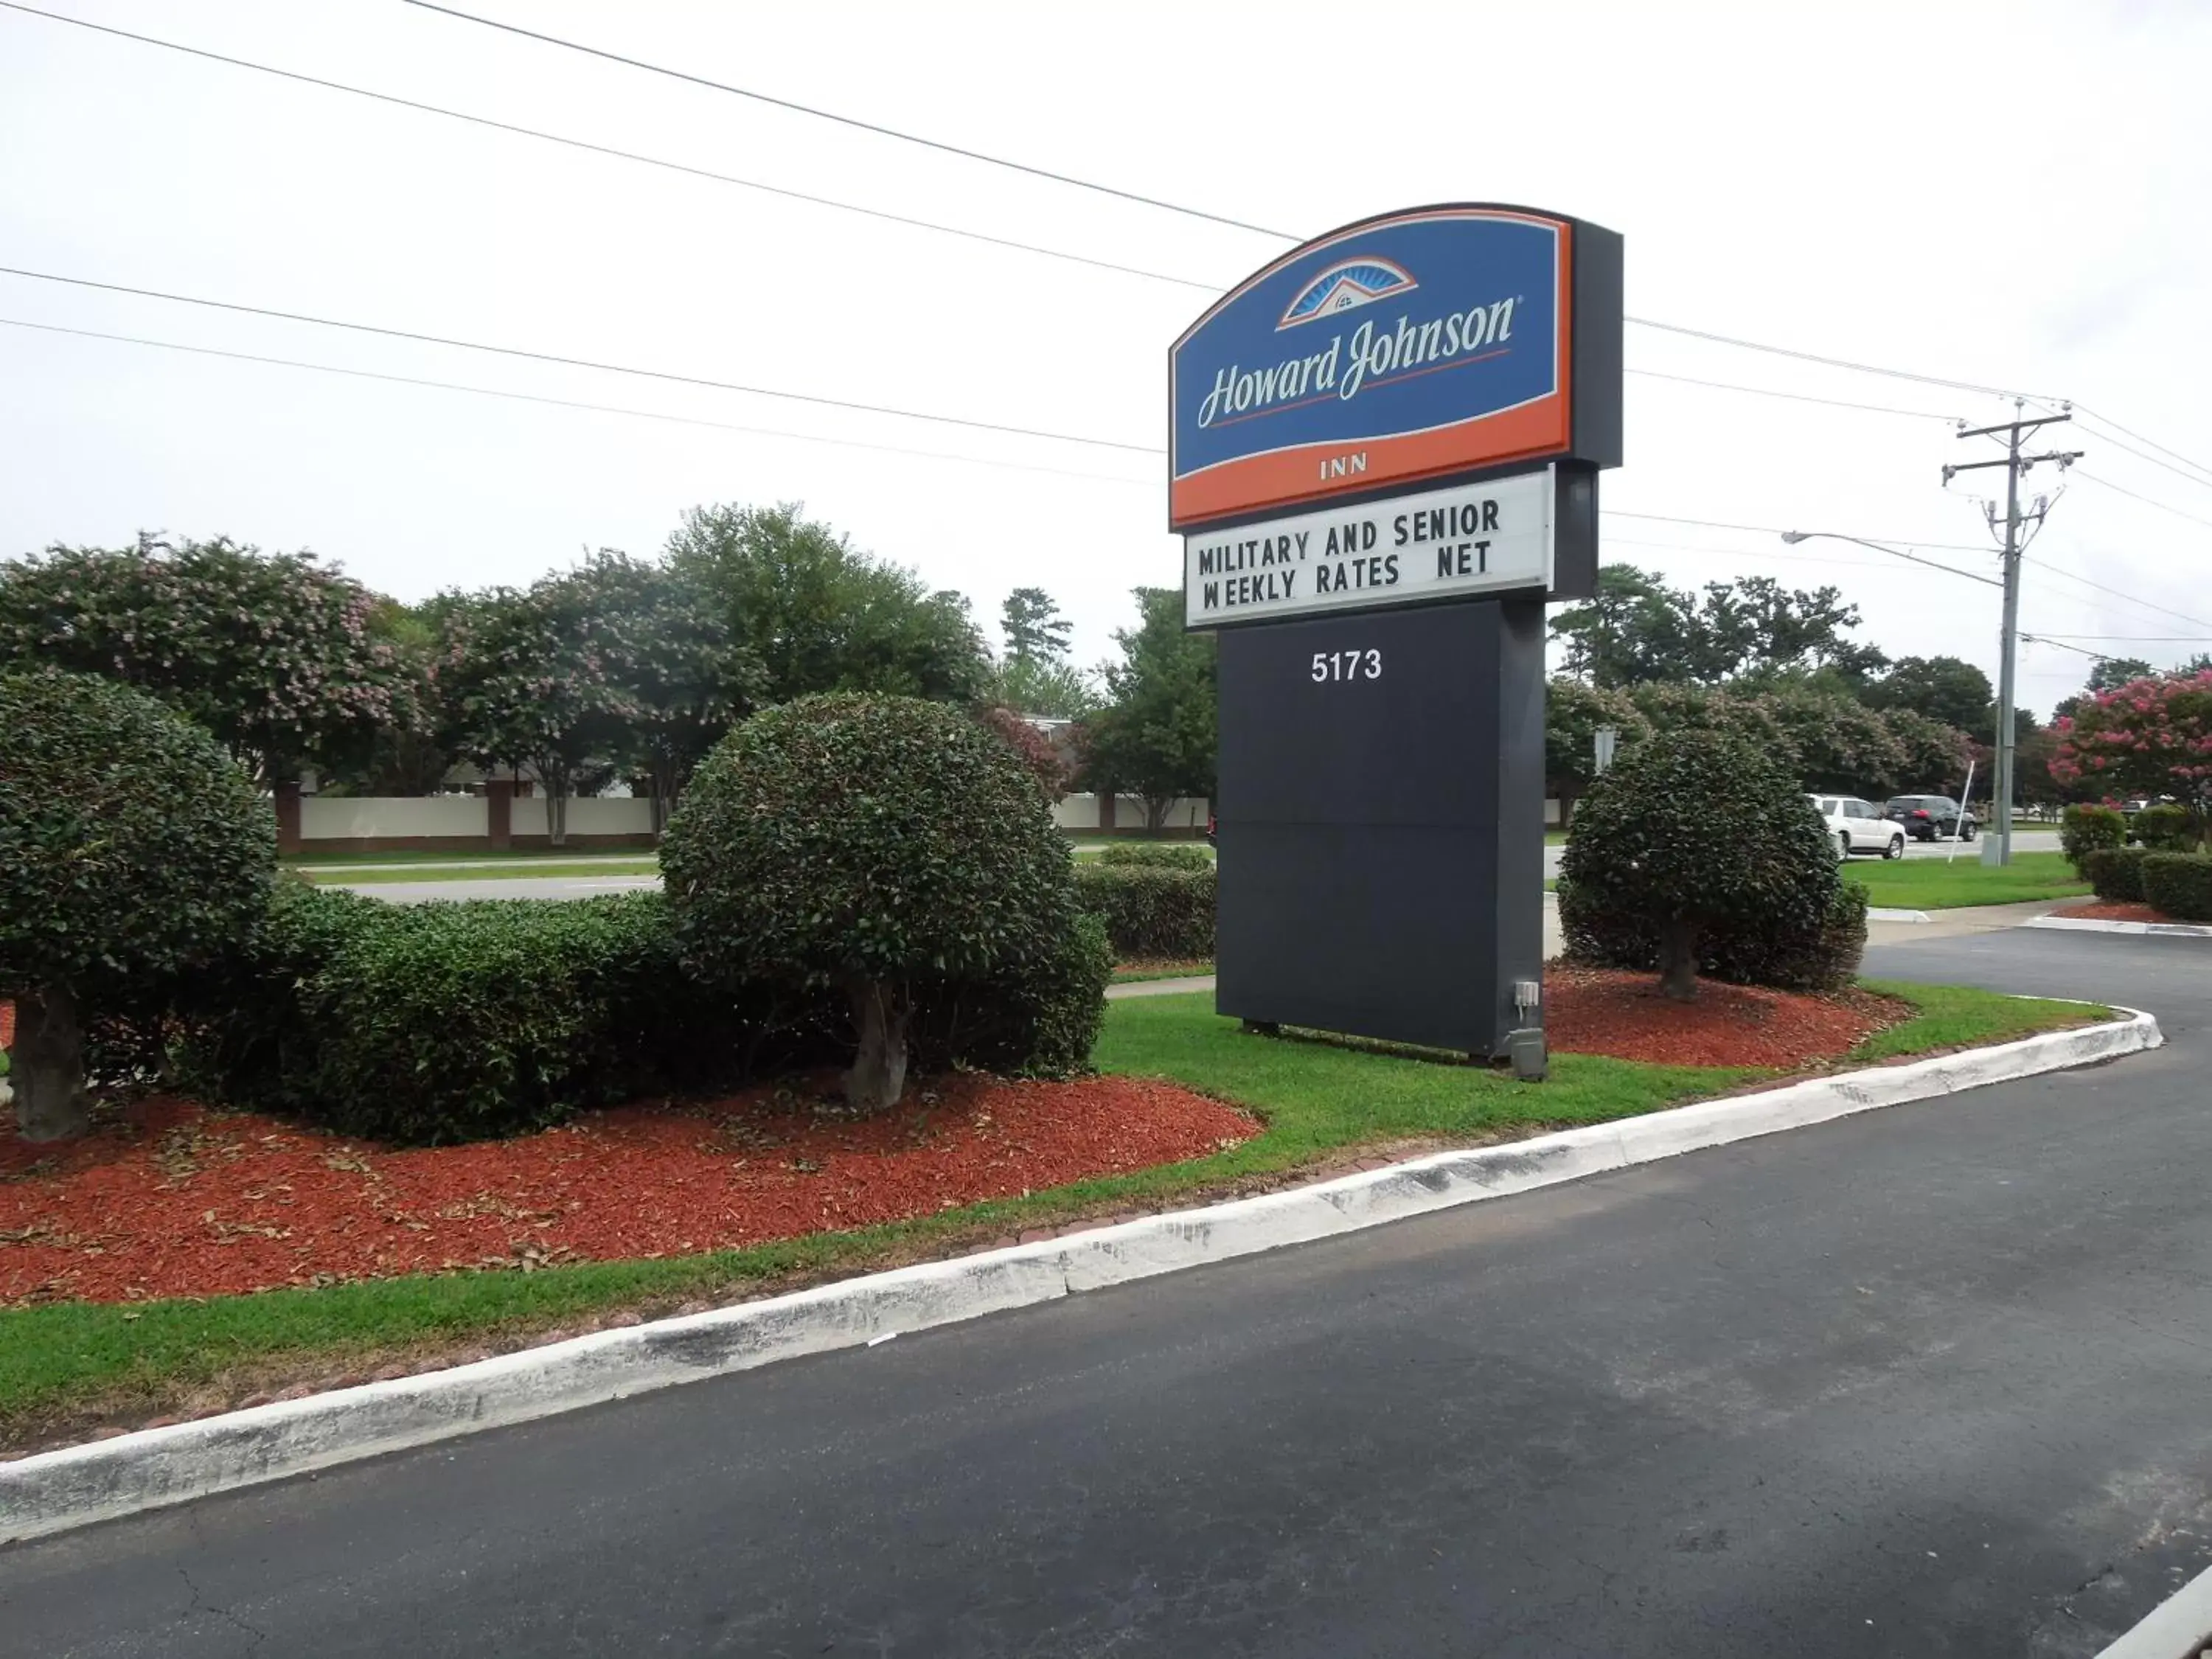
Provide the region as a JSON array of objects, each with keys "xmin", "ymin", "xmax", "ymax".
[{"xmin": 1778, "ymin": 530, "xmax": 2000, "ymax": 588}]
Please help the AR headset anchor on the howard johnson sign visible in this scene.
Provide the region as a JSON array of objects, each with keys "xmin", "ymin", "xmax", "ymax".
[
  {"xmin": 1188, "ymin": 204, "xmax": 1621, "ymax": 1065},
  {"xmin": 1169, "ymin": 204, "xmax": 1621, "ymax": 538}
]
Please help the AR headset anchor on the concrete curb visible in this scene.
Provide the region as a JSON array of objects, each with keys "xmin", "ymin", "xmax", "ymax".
[
  {"xmin": 0, "ymin": 1006, "xmax": 2161, "ymax": 1545},
  {"xmin": 2093, "ymin": 1556, "xmax": 2212, "ymax": 1658},
  {"xmin": 2025, "ymin": 916, "xmax": 2212, "ymax": 940},
  {"xmin": 1866, "ymin": 906, "xmax": 1933, "ymax": 923}
]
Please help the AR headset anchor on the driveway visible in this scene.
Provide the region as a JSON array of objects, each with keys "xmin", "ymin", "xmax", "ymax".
[{"xmin": 3, "ymin": 929, "xmax": 2204, "ymax": 1656}]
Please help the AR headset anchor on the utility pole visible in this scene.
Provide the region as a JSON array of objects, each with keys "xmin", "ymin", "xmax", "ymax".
[{"xmin": 1944, "ymin": 402, "xmax": 2083, "ymax": 866}]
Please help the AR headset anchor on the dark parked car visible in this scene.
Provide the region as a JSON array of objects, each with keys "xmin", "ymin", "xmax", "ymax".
[{"xmin": 1885, "ymin": 794, "xmax": 1977, "ymax": 841}]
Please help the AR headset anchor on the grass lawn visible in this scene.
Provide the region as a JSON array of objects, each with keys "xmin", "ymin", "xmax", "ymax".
[
  {"xmin": 305, "ymin": 860, "xmax": 661, "ymax": 885},
  {"xmin": 1110, "ymin": 959, "xmax": 1216, "ymax": 983},
  {"xmin": 0, "ymin": 980, "xmax": 2104, "ymax": 1448},
  {"xmin": 1846, "ymin": 850, "xmax": 2087, "ymax": 910},
  {"xmin": 283, "ymin": 847, "xmax": 657, "ymax": 868}
]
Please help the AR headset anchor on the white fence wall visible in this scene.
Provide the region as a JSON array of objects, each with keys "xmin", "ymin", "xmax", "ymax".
[
  {"xmin": 508, "ymin": 796, "xmax": 656, "ymax": 839},
  {"xmin": 1051, "ymin": 793, "xmax": 1209, "ymax": 832},
  {"xmin": 300, "ymin": 796, "xmax": 487, "ymax": 841}
]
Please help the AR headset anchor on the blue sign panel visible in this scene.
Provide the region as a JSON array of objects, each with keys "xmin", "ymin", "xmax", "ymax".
[{"xmin": 1170, "ymin": 206, "xmax": 1572, "ymax": 529}]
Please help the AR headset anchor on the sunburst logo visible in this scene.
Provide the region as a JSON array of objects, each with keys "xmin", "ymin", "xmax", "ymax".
[{"xmin": 1276, "ymin": 258, "xmax": 1416, "ymax": 330}]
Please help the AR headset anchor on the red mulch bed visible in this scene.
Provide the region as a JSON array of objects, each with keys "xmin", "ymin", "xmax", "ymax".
[
  {"xmin": 1544, "ymin": 965, "xmax": 1905, "ymax": 1068},
  {"xmin": 0, "ymin": 1075, "xmax": 1255, "ymax": 1307},
  {"xmin": 2052, "ymin": 900, "xmax": 2173, "ymax": 924}
]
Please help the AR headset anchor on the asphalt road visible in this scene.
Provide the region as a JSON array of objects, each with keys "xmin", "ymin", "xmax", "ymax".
[{"xmin": 4, "ymin": 928, "xmax": 2206, "ymax": 1657}]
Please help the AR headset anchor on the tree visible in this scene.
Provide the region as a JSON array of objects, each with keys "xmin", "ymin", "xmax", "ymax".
[
  {"xmin": 1761, "ymin": 688, "xmax": 1908, "ymax": 798},
  {"xmin": 977, "ymin": 705, "xmax": 1074, "ymax": 799},
  {"xmin": 1700, "ymin": 576, "xmax": 1888, "ymax": 687},
  {"xmin": 1551, "ymin": 564, "xmax": 1887, "ymax": 689},
  {"xmin": 1081, "ymin": 587, "xmax": 1217, "ymax": 828},
  {"xmin": 662, "ymin": 695, "xmax": 1084, "ymax": 1111},
  {"xmin": 0, "ymin": 534, "xmax": 420, "ymax": 784},
  {"xmin": 992, "ymin": 653, "xmax": 1101, "ymax": 720},
  {"xmin": 1544, "ymin": 678, "xmax": 1649, "ymax": 826},
  {"xmin": 436, "ymin": 568, "xmax": 636, "ymax": 846},
  {"xmin": 667, "ymin": 503, "xmax": 988, "ymax": 706},
  {"xmin": 1880, "ymin": 707, "xmax": 1977, "ymax": 795},
  {"xmin": 566, "ymin": 552, "xmax": 764, "ymax": 829},
  {"xmin": 1550, "ymin": 564, "xmax": 1711, "ymax": 687},
  {"xmin": 1865, "ymin": 655, "xmax": 1993, "ymax": 734},
  {"xmin": 2051, "ymin": 667, "xmax": 2212, "ymax": 833},
  {"xmin": 1, "ymin": 672, "xmax": 274, "ymax": 1139},
  {"xmin": 1001, "ymin": 586, "xmax": 1074, "ymax": 664},
  {"xmin": 1558, "ymin": 728, "xmax": 1858, "ymax": 1001}
]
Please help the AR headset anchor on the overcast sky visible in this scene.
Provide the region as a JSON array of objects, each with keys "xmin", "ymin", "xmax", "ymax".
[{"xmin": 4, "ymin": 0, "xmax": 2209, "ymax": 711}]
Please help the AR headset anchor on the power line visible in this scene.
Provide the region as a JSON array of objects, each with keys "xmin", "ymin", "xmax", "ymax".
[
  {"xmin": 0, "ymin": 265, "xmax": 1163, "ymax": 455},
  {"xmin": 1603, "ymin": 509, "xmax": 1993, "ymax": 554},
  {"xmin": 2071, "ymin": 467, "xmax": 2212, "ymax": 531},
  {"xmin": 1619, "ymin": 316, "xmax": 2054, "ymax": 403},
  {"xmin": 398, "ymin": 4, "xmax": 2087, "ymax": 408},
  {"xmin": 2028, "ymin": 633, "xmax": 2212, "ymax": 643},
  {"xmin": 2022, "ymin": 555, "xmax": 2212, "ymax": 633},
  {"xmin": 0, "ymin": 1, "xmax": 1220, "ymax": 296},
  {"xmin": 400, "ymin": 0, "xmax": 1296, "ymax": 240},
  {"xmin": 6, "ymin": 1, "xmax": 2107, "ymax": 439},
  {"xmin": 2072, "ymin": 403, "xmax": 2212, "ymax": 485},
  {"xmin": 0, "ymin": 316, "xmax": 1162, "ymax": 487},
  {"xmin": 1622, "ymin": 367, "xmax": 1958, "ymax": 421},
  {"xmin": 2070, "ymin": 417, "xmax": 2212, "ymax": 492}
]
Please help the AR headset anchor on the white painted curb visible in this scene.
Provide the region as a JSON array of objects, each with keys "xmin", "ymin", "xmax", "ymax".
[
  {"xmin": 0, "ymin": 1006, "xmax": 2161, "ymax": 1545},
  {"xmin": 2093, "ymin": 1555, "xmax": 2212, "ymax": 1658},
  {"xmin": 2025, "ymin": 915, "xmax": 2212, "ymax": 940},
  {"xmin": 1866, "ymin": 906, "xmax": 1933, "ymax": 924}
]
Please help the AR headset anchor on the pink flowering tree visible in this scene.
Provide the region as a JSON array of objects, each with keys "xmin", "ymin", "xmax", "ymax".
[
  {"xmin": 2050, "ymin": 668, "xmax": 2212, "ymax": 844},
  {"xmin": 0, "ymin": 534, "xmax": 422, "ymax": 785},
  {"xmin": 436, "ymin": 566, "xmax": 641, "ymax": 846}
]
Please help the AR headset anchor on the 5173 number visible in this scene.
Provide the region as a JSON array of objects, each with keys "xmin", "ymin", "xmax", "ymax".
[{"xmin": 1310, "ymin": 649, "xmax": 1381, "ymax": 682}]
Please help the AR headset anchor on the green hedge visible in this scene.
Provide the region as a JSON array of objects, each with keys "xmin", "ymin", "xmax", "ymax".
[
  {"xmin": 186, "ymin": 882, "xmax": 1111, "ymax": 1145},
  {"xmin": 2133, "ymin": 804, "xmax": 2199, "ymax": 852},
  {"xmin": 2143, "ymin": 853, "xmax": 2212, "ymax": 922},
  {"xmin": 188, "ymin": 886, "xmax": 738, "ymax": 1144},
  {"xmin": 2081, "ymin": 846, "xmax": 2150, "ymax": 905},
  {"xmin": 1097, "ymin": 841, "xmax": 1211, "ymax": 872},
  {"xmin": 2062, "ymin": 804, "xmax": 2126, "ymax": 872},
  {"xmin": 1072, "ymin": 864, "xmax": 1217, "ymax": 959}
]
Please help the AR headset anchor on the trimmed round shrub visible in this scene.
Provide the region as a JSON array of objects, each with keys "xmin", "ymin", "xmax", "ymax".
[
  {"xmin": 0, "ymin": 671, "xmax": 274, "ymax": 1139},
  {"xmin": 1073, "ymin": 864, "xmax": 1217, "ymax": 959},
  {"xmin": 2132, "ymin": 803, "xmax": 2199, "ymax": 852},
  {"xmin": 1097, "ymin": 841, "xmax": 1211, "ymax": 872},
  {"xmin": 2061, "ymin": 803, "xmax": 2126, "ymax": 872},
  {"xmin": 2143, "ymin": 852, "xmax": 2212, "ymax": 922},
  {"xmin": 1557, "ymin": 728, "xmax": 1857, "ymax": 998},
  {"xmin": 2081, "ymin": 846, "xmax": 2149, "ymax": 905},
  {"xmin": 661, "ymin": 694, "xmax": 1095, "ymax": 1110}
]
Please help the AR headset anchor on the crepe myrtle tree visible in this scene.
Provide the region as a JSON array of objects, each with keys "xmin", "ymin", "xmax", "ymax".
[
  {"xmin": 661, "ymin": 695, "xmax": 1079, "ymax": 1111},
  {"xmin": 0, "ymin": 672, "xmax": 274, "ymax": 1140},
  {"xmin": 2051, "ymin": 667, "xmax": 2212, "ymax": 840},
  {"xmin": 0, "ymin": 534, "xmax": 421, "ymax": 785}
]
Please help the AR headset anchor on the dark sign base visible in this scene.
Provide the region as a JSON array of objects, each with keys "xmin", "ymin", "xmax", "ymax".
[{"xmin": 1214, "ymin": 600, "xmax": 1545, "ymax": 1058}]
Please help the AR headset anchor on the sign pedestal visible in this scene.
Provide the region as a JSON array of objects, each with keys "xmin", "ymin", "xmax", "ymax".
[{"xmin": 1214, "ymin": 600, "xmax": 1546, "ymax": 1059}]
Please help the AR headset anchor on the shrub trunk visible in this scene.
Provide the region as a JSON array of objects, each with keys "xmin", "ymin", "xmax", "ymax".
[
  {"xmin": 844, "ymin": 978, "xmax": 912, "ymax": 1111},
  {"xmin": 1657, "ymin": 921, "xmax": 1700, "ymax": 1002},
  {"xmin": 13, "ymin": 986, "xmax": 90, "ymax": 1141}
]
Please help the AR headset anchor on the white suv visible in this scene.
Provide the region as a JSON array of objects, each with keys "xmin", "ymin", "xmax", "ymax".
[{"xmin": 1809, "ymin": 795, "xmax": 1906, "ymax": 860}]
